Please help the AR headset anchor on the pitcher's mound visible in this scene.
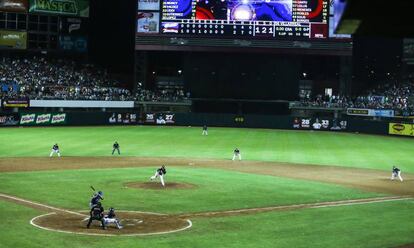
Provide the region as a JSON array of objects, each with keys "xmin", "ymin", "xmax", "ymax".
[{"xmin": 125, "ymin": 182, "xmax": 197, "ymax": 190}]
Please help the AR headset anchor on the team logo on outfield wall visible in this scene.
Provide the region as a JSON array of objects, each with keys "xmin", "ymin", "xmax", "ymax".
[
  {"xmin": 393, "ymin": 124, "xmax": 405, "ymax": 131},
  {"xmin": 392, "ymin": 123, "xmax": 405, "ymax": 132}
]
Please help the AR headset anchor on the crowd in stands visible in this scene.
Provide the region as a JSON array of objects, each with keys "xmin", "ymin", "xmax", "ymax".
[
  {"xmin": 0, "ymin": 56, "xmax": 188, "ymax": 102},
  {"xmin": 134, "ymin": 85, "xmax": 189, "ymax": 102},
  {"xmin": 297, "ymin": 81, "xmax": 414, "ymax": 115},
  {"xmin": 2, "ymin": 56, "xmax": 412, "ymax": 113}
]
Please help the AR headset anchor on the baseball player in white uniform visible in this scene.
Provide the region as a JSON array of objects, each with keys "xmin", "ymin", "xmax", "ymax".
[
  {"xmin": 391, "ymin": 166, "xmax": 403, "ymax": 182},
  {"xmin": 150, "ymin": 165, "xmax": 167, "ymax": 187},
  {"xmin": 49, "ymin": 143, "xmax": 61, "ymax": 157},
  {"xmin": 103, "ymin": 207, "xmax": 123, "ymax": 229},
  {"xmin": 232, "ymin": 148, "xmax": 241, "ymax": 161},
  {"xmin": 202, "ymin": 125, "xmax": 208, "ymax": 135}
]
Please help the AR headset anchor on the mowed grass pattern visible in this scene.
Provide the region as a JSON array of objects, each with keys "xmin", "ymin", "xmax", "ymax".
[
  {"xmin": 0, "ymin": 198, "xmax": 413, "ymax": 248},
  {"xmin": 0, "ymin": 167, "xmax": 381, "ymax": 213},
  {"xmin": 0, "ymin": 126, "xmax": 414, "ymax": 172},
  {"xmin": 1, "ymin": 126, "xmax": 414, "ymax": 248}
]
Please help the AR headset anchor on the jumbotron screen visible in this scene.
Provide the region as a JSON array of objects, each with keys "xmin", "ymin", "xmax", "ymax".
[{"xmin": 137, "ymin": 0, "xmax": 329, "ymax": 39}]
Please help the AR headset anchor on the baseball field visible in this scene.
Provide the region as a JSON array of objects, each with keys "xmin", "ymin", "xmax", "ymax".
[{"xmin": 0, "ymin": 126, "xmax": 413, "ymax": 248}]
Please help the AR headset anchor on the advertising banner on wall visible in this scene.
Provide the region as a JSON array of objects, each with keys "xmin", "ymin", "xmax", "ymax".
[
  {"xmin": 347, "ymin": 108, "xmax": 395, "ymax": 118},
  {"xmin": 388, "ymin": 123, "xmax": 414, "ymax": 137},
  {"xmin": 108, "ymin": 113, "xmax": 137, "ymax": 124},
  {"xmin": 0, "ymin": 31, "xmax": 27, "ymax": 49},
  {"xmin": 20, "ymin": 113, "xmax": 66, "ymax": 125},
  {"xmin": 0, "ymin": 0, "xmax": 28, "ymax": 12},
  {"xmin": 138, "ymin": 0, "xmax": 159, "ymax": 11},
  {"xmin": 29, "ymin": 0, "xmax": 89, "ymax": 17},
  {"xmin": 137, "ymin": 12, "xmax": 159, "ymax": 33},
  {"xmin": 144, "ymin": 113, "xmax": 175, "ymax": 125},
  {"xmin": 0, "ymin": 113, "xmax": 19, "ymax": 126},
  {"xmin": 2, "ymin": 99, "xmax": 29, "ymax": 108},
  {"xmin": 292, "ymin": 117, "xmax": 347, "ymax": 131},
  {"xmin": 58, "ymin": 35, "xmax": 87, "ymax": 52}
]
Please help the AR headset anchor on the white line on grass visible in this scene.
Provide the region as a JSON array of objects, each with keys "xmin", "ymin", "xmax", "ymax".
[
  {"xmin": 0, "ymin": 193, "xmax": 87, "ymax": 217},
  {"xmin": 30, "ymin": 213, "xmax": 193, "ymax": 237},
  {"xmin": 186, "ymin": 195, "xmax": 413, "ymax": 217},
  {"xmin": 0, "ymin": 193, "xmax": 192, "ymax": 236}
]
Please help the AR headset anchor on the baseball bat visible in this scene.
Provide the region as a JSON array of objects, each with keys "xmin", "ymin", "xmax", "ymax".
[{"xmin": 90, "ymin": 186, "xmax": 96, "ymax": 192}]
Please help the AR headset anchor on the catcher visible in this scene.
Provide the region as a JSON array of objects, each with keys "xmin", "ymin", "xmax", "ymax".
[
  {"xmin": 150, "ymin": 165, "xmax": 167, "ymax": 187},
  {"xmin": 103, "ymin": 207, "xmax": 123, "ymax": 229},
  {"xmin": 86, "ymin": 202, "xmax": 106, "ymax": 229}
]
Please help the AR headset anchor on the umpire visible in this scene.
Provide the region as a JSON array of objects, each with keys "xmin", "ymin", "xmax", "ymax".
[
  {"xmin": 86, "ymin": 202, "xmax": 106, "ymax": 229},
  {"xmin": 112, "ymin": 141, "xmax": 120, "ymax": 155}
]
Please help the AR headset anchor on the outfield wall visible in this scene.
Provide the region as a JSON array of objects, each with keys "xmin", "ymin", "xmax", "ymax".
[{"xmin": 0, "ymin": 111, "xmax": 405, "ymax": 137}]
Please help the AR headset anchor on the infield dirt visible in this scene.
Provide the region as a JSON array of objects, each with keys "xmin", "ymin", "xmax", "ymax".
[
  {"xmin": 0, "ymin": 156, "xmax": 412, "ymax": 196},
  {"xmin": 0, "ymin": 156, "xmax": 413, "ymax": 237}
]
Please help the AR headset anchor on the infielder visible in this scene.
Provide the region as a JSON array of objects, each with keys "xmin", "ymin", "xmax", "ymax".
[
  {"xmin": 391, "ymin": 166, "xmax": 403, "ymax": 182},
  {"xmin": 202, "ymin": 125, "xmax": 208, "ymax": 135},
  {"xmin": 103, "ymin": 207, "xmax": 123, "ymax": 229},
  {"xmin": 49, "ymin": 143, "xmax": 61, "ymax": 157},
  {"xmin": 90, "ymin": 191, "xmax": 104, "ymax": 208},
  {"xmin": 112, "ymin": 141, "xmax": 120, "ymax": 155},
  {"xmin": 150, "ymin": 165, "xmax": 167, "ymax": 187},
  {"xmin": 232, "ymin": 148, "xmax": 241, "ymax": 161},
  {"xmin": 86, "ymin": 202, "xmax": 106, "ymax": 229}
]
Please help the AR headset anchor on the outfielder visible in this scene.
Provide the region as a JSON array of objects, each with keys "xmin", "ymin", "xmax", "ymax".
[
  {"xmin": 112, "ymin": 141, "xmax": 120, "ymax": 155},
  {"xmin": 150, "ymin": 165, "xmax": 167, "ymax": 187},
  {"xmin": 232, "ymin": 148, "xmax": 241, "ymax": 161},
  {"xmin": 86, "ymin": 202, "xmax": 106, "ymax": 229},
  {"xmin": 103, "ymin": 207, "xmax": 123, "ymax": 229},
  {"xmin": 49, "ymin": 143, "xmax": 61, "ymax": 157},
  {"xmin": 202, "ymin": 125, "xmax": 208, "ymax": 135},
  {"xmin": 391, "ymin": 166, "xmax": 403, "ymax": 182}
]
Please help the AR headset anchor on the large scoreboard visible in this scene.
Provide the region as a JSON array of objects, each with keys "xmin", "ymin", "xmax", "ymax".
[{"xmin": 137, "ymin": 0, "xmax": 329, "ymax": 39}]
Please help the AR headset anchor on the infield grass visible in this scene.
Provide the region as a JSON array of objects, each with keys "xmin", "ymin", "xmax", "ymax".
[
  {"xmin": 0, "ymin": 126, "xmax": 413, "ymax": 172},
  {"xmin": 0, "ymin": 167, "xmax": 382, "ymax": 213},
  {"xmin": 1, "ymin": 126, "xmax": 413, "ymax": 248},
  {"xmin": 0, "ymin": 198, "xmax": 413, "ymax": 248}
]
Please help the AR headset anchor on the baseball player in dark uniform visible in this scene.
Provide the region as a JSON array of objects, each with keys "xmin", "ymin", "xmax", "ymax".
[
  {"xmin": 49, "ymin": 143, "xmax": 61, "ymax": 157},
  {"xmin": 150, "ymin": 165, "xmax": 167, "ymax": 187},
  {"xmin": 86, "ymin": 202, "xmax": 106, "ymax": 229},
  {"xmin": 103, "ymin": 207, "xmax": 123, "ymax": 229},
  {"xmin": 391, "ymin": 166, "xmax": 403, "ymax": 182},
  {"xmin": 202, "ymin": 125, "xmax": 208, "ymax": 135},
  {"xmin": 90, "ymin": 191, "xmax": 104, "ymax": 208},
  {"xmin": 232, "ymin": 148, "xmax": 241, "ymax": 161},
  {"xmin": 112, "ymin": 141, "xmax": 120, "ymax": 155}
]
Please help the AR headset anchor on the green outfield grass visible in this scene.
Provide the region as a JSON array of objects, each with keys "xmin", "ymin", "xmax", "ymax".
[
  {"xmin": 0, "ymin": 126, "xmax": 413, "ymax": 248},
  {"xmin": 0, "ymin": 126, "xmax": 413, "ymax": 172}
]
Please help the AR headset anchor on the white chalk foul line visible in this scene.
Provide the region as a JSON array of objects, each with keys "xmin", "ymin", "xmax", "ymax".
[
  {"xmin": 186, "ymin": 195, "xmax": 413, "ymax": 217},
  {"xmin": 1, "ymin": 192, "xmax": 412, "ymax": 236},
  {"xmin": 0, "ymin": 193, "xmax": 192, "ymax": 236},
  {"xmin": 0, "ymin": 193, "xmax": 86, "ymax": 217}
]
